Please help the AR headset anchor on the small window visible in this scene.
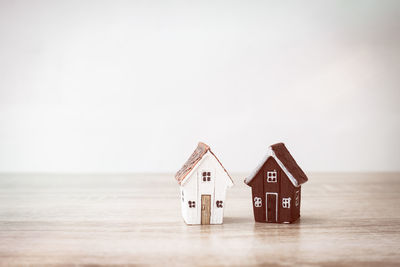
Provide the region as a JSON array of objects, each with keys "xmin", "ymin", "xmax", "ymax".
[
  {"xmin": 181, "ymin": 190, "xmax": 184, "ymax": 202},
  {"xmin": 254, "ymin": 197, "xmax": 262, "ymax": 207},
  {"xmin": 216, "ymin": 200, "xmax": 223, "ymax": 208},
  {"xmin": 188, "ymin": 201, "xmax": 196, "ymax": 208},
  {"xmin": 267, "ymin": 171, "xmax": 277, "ymax": 183},
  {"xmin": 202, "ymin": 171, "xmax": 211, "ymax": 182},
  {"xmin": 295, "ymin": 191, "xmax": 299, "ymax": 207},
  {"xmin": 282, "ymin": 198, "xmax": 291, "ymax": 208}
]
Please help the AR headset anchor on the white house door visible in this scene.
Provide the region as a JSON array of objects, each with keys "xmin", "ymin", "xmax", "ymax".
[{"xmin": 201, "ymin": 195, "xmax": 211, "ymax": 225}]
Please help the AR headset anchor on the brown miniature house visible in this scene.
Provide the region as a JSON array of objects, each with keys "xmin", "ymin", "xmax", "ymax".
[{"xmin": 244, "ymin": 143, "xmax": 308, "ymax": 223}]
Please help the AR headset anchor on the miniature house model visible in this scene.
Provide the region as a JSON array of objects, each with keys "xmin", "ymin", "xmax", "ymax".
[
  {"xmin": 244, "ymin": 143, "xmax": 308, "ymax": 223},
  {"xmin": 175, "ymin": 142, "xmax": 233, "ymax": 225}
]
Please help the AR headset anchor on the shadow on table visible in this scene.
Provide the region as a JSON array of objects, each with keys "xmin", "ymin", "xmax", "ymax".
[
  {"xmin": 223, "ymin": 216, "xmax": 253, "ymax": 224},
  {"xmin": 222, "ymin": 215, "xmax": 326, "ymax": 225}
]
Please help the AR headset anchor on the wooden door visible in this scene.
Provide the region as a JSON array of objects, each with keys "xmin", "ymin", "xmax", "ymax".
[
  {"xmin": 201, "ymin": 195, "xmax": 211, "ymax": 225},
  {"xmin": 266, "ymin": 193, "xmax": 277, "ymax": 223}
]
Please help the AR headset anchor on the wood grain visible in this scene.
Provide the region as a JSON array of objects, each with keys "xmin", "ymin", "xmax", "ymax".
[{"xmin": 0, "ymin": 173, "xmax": 399, "ymax": 266}]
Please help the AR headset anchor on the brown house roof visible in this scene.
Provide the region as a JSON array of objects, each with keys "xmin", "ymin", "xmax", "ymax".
[
  {"xmin": 175, "ymin": 142, "xmax": 233, "ymax": 185},
  {"xmin": 245, "ymin": 143, "xmax": 308, "ymax": 186},
  {"xmin": 271, "ymin": 143, "xmax": 308, "ymax": 185}
]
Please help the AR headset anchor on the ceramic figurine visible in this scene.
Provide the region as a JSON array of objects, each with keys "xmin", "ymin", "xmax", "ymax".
[
  {"xmin": 175, "ymin": 142, "xmax": 233, "ymax": 225},
  {"xmin": 244, "ymin": 143, "xmax": 308, "ymax": 223}
]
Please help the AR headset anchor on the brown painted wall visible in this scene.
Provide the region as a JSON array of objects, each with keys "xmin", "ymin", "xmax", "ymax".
[
  {"xmin": 249, "ymin": 157, "xmax": 301, "ymax": 223},
  {"xmin": 291, "ymin": 186, "xmax": 301, "ymax": 221},
  {"xmin": 249, "ymin": 164, "xmax": 265, "ymax": 222}
]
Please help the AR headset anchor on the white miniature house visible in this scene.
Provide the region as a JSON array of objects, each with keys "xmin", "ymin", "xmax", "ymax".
[{"xmin": 175, "ymin": 142, "xmax": 234, "ymax": 225}]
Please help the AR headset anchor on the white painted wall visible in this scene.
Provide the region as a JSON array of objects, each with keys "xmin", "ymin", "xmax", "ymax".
[{"xmin": 1, "ymin": 1, "xmax": 399, "ymax": 173}]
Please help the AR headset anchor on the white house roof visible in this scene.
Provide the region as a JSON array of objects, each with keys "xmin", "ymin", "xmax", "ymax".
[{"xmin": 175, "ymin": 142, "xmax": 233, "ymax": 185}]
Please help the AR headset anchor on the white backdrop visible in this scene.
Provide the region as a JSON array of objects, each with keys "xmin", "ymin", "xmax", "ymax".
[{"xmin": 1, "ymin": 0, "xmax": 399, "ymax": 173}]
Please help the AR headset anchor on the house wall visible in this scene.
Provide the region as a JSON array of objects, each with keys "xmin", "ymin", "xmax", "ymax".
[
  {"xmin": 291, "ymin": 186, "xmax": 301, "ymax": 222},
  {"xmin": 180, "ymin": 169, "xmax": 198, "ymax": 224},
  {"xmin": 180, "ymin": 151, "xmax": 231, "ymax": 224},
  {"xmin": 249, "ymin": 160, "xmax": 267, "ymax": 222},
  {"xmin": 277, "ymin": 163, "xmax": 295, "ymax": 223},
  {"xmin": 208, "ymin": 153, "xmax": 230, "ymax": 224}
]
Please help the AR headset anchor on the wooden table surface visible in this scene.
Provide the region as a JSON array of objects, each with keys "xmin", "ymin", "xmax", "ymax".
[{"xmin": 0, "ymin": 173, "xmax": 399, "ymax": 266}]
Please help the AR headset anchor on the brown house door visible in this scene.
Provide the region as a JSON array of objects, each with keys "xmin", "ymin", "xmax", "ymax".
[
  {"xmin": 201, "ymin": 195, "xmax": 211, "ymax": 225},
  {"xmin": 266, "ymin": 193, "xmax": 277, "ymax": 222}
]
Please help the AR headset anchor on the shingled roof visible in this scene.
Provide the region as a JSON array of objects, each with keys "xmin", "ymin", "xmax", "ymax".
[
  {"xmin": 175, "ymin": 142, "xmax": 233, "ymax": 185},
  {"xmin": 244, "ymin": 143, "xmax": 308, "ymax": 187}
]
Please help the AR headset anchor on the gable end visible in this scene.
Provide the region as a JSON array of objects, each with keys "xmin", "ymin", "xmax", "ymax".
[{"xmin": 245, "ymin": 143, "xmax": 308, "ymax": 187}]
